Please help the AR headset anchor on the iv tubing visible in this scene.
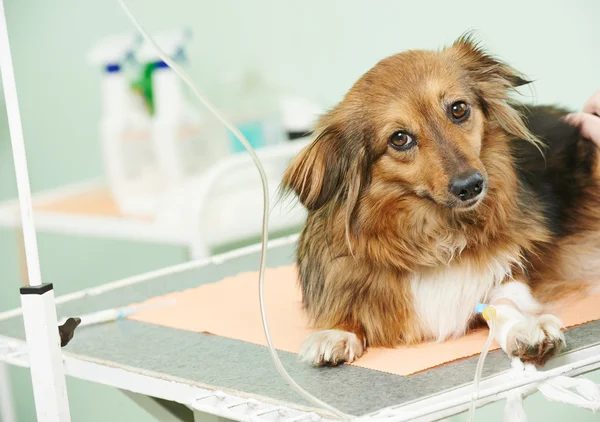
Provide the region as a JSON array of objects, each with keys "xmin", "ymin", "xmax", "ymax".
[
  {"xmin": 467, "ymin": 306, "xmax": 497, "ymax": 422},
  {"xmin": 117, "ymin": 0, "xmax": 351, "ymax": 419}
]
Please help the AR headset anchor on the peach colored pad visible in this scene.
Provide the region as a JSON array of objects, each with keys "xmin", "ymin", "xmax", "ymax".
[
  {"xmin": 128, "ymin": 266, "xmax": 600, "ymax": 376},
  {"xmin": 34, "ymin": 187, "xmax": 152, "ymax": 221}
]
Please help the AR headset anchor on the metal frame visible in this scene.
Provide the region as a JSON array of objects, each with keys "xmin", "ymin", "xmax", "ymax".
[
  {"xmin": 1, "ymin": 314, "xmax": 600, "ymax": 422},
  {"xmin": 0, "ymin": 335, "xmax": 336, "ymax": 422},
  {"xmin": 360, "ymin": 343, "xmax": 600, "ymax": 421}
]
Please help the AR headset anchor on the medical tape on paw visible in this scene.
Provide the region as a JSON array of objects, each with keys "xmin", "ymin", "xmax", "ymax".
[{"xmin": 489, "ymin": 304, "xmax": 524, "ymax": 353}]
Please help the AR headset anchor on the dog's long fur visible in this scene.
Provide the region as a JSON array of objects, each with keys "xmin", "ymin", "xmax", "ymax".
[{"xmin": 282, "ymin": 34, "xmax": 600, "ymax": 366}]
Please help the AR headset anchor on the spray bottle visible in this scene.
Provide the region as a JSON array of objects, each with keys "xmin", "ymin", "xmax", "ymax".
[
  {"xmin": 88, "ymin": 33, "xmax": 160, "ymax": 216},
  {"xmin": 136, "ymin": 29, "xmax": 227, "ymax": 191}
]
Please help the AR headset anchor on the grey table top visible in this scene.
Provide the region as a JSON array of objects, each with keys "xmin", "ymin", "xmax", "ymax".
[{"xmin": 1, "ymin": 240, "xmax": 599, "ymax": 416}]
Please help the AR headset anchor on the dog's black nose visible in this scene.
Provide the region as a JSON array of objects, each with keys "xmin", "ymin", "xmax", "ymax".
[{"xmin": 450, "ymin": 171, "xmax": 484, "ymax": 202}]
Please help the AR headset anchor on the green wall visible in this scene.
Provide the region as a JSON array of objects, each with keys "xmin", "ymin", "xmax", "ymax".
[{"xmin": 1, "ymin": 1, "xmax": 599, "ymax": 421}]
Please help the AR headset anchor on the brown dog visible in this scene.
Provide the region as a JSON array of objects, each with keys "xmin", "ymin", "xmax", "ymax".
[{"xmin": 282, "ymin": 34, "xmax": 600, "ymax": 367}]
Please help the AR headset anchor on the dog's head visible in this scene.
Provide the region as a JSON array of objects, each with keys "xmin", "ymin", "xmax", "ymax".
[{"xmin": 283, "ymin": 34, "xmax": 537, "ymax": 219}]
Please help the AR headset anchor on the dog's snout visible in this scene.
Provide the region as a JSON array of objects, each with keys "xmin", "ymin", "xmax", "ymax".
[{"xmin": 449, "ymin": 171, "xmax": 484, "ymax": 202}]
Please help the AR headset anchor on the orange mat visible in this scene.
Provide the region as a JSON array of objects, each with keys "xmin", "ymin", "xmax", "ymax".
[
  {"xmin": 34, "ymin": 187, "xmax": 153, "ymax": 221},
  {"xmin": 127, "ymin": 265, "xmax": 600, "ymax": 376}
]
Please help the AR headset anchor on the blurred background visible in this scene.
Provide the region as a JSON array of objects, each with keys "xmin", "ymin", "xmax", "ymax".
[{"xmin": 0, "ymin": 0, "xmax": 599, "ymax": 420}]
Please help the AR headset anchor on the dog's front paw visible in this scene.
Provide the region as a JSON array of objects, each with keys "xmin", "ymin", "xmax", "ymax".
[
  {"xmin": 507, "ymin": 314, "xmax": 565, "ymax": 366},
  {"xmin": 299, "ymin": 330, "xmax": 364, "ymax": 366}
]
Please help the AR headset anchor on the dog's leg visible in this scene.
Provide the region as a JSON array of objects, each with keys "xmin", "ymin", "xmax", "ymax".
[
  {"xmin": 490, "ymin": 281, "xmax": 565, "ymax": 366},
  {"xmin": 299, "ymin": 328, "xmax": 365, "ymax": 366}
]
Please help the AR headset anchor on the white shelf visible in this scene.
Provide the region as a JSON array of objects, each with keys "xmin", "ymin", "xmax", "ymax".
[{"xmin": 0, "ymin": 140, "xmax": 310, "ymax": 257}]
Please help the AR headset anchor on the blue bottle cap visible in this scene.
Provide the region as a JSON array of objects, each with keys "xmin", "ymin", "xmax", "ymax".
[{"xmin": 105, "ymin": 63, "xmax": 121, "ymax": 73}]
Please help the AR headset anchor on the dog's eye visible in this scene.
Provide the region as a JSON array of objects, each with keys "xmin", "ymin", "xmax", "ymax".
[
  {"xmin": 389, "ymin": 131, "xmax": 416, "ymax": 151},
  {"xmin": 449, "ymin": 101, "xmax": 470, "ymax": 122}
]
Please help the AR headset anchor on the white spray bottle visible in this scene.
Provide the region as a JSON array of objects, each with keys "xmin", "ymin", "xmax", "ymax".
[
  {"xmin": 88, "ymin": 34, "xmax": 160, "ymax": 216},
  {"xmin": 136, "ymin": 29, "xmax": 227, "ymax": 191}
]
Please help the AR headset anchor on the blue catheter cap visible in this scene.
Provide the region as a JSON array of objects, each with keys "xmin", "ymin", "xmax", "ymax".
[{"xmin": 475, "ymin": 303, "xmax": 488, "ymax": 314}]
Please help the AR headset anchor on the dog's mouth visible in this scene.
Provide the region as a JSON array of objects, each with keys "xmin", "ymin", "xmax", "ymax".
[{"xmin": 451, "ymin": 195, "xmax": 486, "ymax": 211}]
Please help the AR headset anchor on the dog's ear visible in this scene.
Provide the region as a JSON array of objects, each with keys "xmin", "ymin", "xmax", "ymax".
[
  {"xmin": 281, "ymin": 112, "xmax": 369, "ymax": 211},
  {"xmin": 452, "ymin": 33, "xmax": 539, "ymax": 146},
  {"xmin": 452, "ymin": 33, "xmax": 530, "ymax": 89}
]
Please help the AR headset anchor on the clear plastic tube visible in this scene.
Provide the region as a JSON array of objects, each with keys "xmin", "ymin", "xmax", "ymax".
[
  {"xmin": 117, "ymin": 1, "xmax": 352, "ymax": 419},
  {"xmin": 468, "ymin": 307, "xmax": 497, "ymax": 422}
]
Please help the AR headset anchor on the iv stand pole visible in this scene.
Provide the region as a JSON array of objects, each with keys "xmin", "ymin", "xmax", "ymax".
[{"xmin": 0, "ymin": 1, "xmax": 72, "ymax": 421}]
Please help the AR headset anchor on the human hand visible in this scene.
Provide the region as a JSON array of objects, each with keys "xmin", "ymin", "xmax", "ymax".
[{"xmin": 565, "ymin": 90, "xmax": 600, "ymax": 147}]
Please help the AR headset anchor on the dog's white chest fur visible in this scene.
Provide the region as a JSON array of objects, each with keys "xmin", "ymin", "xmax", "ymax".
[{"xmin": 410, "ymin": 257, "xmax": 513, "ymax": 341}]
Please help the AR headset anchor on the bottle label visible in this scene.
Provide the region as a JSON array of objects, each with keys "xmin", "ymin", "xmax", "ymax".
[
  {"xmin": 120, "ymin": 129, "xmax": 155, "ymax": 180},
  {"xmin": 177, "ymin": 124, "xmax": 205, "ymax": 175}
]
